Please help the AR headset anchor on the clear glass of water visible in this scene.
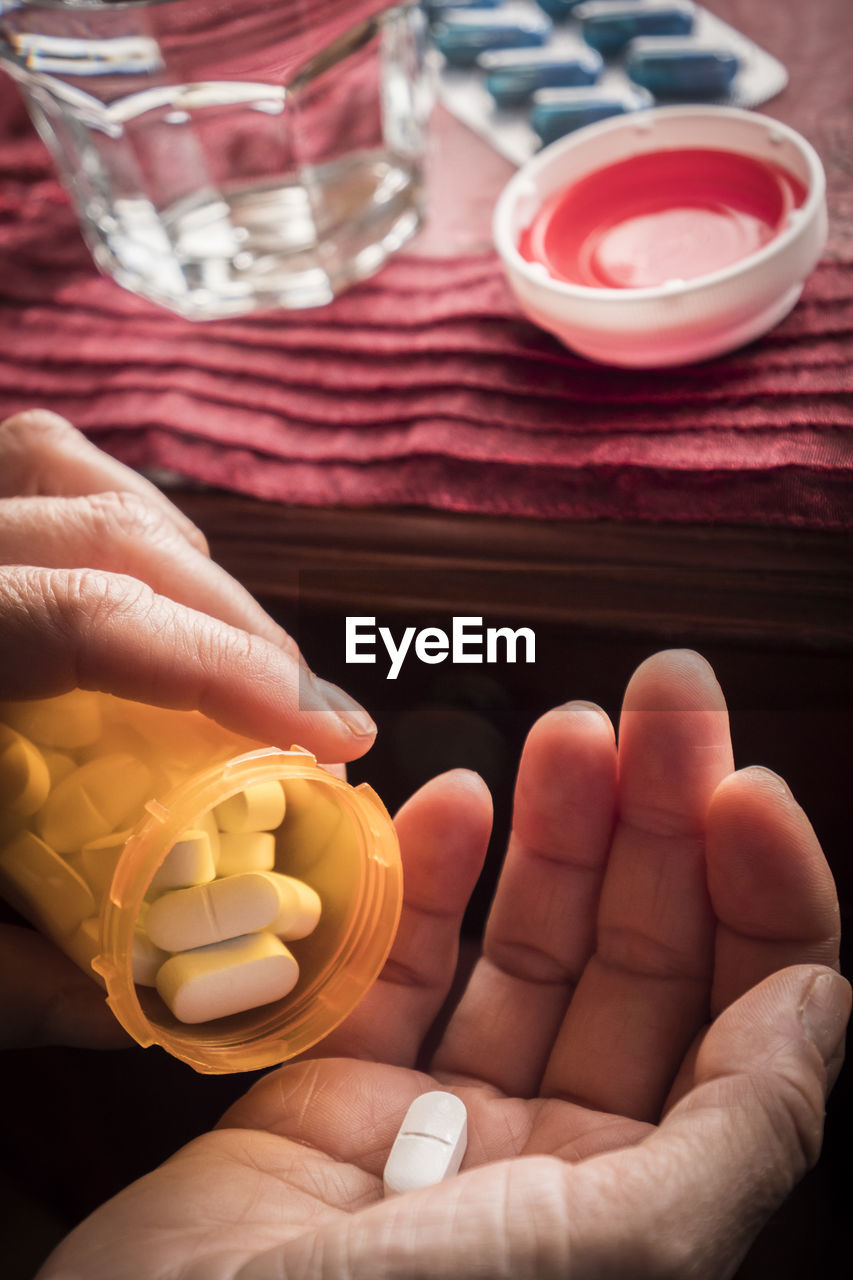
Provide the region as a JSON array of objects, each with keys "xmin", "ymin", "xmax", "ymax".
[{"xmin": 0, "ymin": 0, "xmax": 432, "ymax": 318}]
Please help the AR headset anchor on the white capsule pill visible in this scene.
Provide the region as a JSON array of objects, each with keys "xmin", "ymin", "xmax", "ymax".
[
  {"xmin": 0, "ymin": 830, "xmax": 95, "ymax": 937},
  {"xmin": 196, "ymin": 808, "xmax": 221, "ymax": 864},
  {"xmin": 383, "ymin": 1092, "xmax": 468, "ymax": 1196},
  {"xmin": 80, "ymin": 829, "xmax": 132, "ymax": 897},
  {"xmin": 40, "ymin": 748, "xmax": 77, "ymax": 786},
  {"xmin": 0, "ymin": 691, "xmax": 102, "ymax": 749},
  {"xmin": 215, "ymin": 830, "xmax": 276, "ymax": 877},
  {"xmin": 145, "ymin": 869, "xmax": 282, "ymax": 952},
  {"xmin": 65, "ymin": 916, "xmax": 101, "ymax": 976},
  {"xmin": 262, "ymin": 871, "xmax": 322, "ymax": 940},
  {"xmin": 278, "ymin": 778, "xmax": 345, "ymax": 873},
  {"xmin": 0, "ymin": 727, "xmax": 51, "ymax": 818},
  {"xmin": 37, "ymin": 753, "xmax": 153, "ymax": 854},
  {"xmin": 214, "ymin": 781, "xmax": 286, "ymax": 834},
  {"xmin": 147, "ymin": 829, "xmax": 216, "ymax": 894},
  {"xmin": 155, "ymin": 932, "xmax": 299, "ymax": 1023},
  {"xmin": 132, "ymin": 929, "xmax": 169, "ymax": 987}
]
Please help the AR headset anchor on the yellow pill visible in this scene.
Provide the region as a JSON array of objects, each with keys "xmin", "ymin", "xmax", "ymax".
[
  {"xmin": 155, "ymin": 932, "xmax": 299, "ymax": 1024},
  {"xmin": 215, "ymin": 830, "xmax": 276, "ymax": 877},
  {"xmin": 214, "ymin": 781, "xmax": 286, "ymax": 834},
  {"xmin": 0, "ymin": 691, "xmax": 102, "ymax": 749},
  {"xmin": 278, "ymin": 779, "xmax": 345, "ymax": 873},
  {"xmin": 147, "ymin": 829, "xmax": 216, "ymax": 894},
  {"xmin": 196, "ymin": 808, "xmax": 220, "ymax": 864},
  {"xmin": 0, "ymin": 830, "xmax": 95, "ymax": 937},
  {"xmin": 0, "ymin": 727, "xmax": 51, "ymax": 818},
  {"xmin": 65, "ymin": 917, "xmax": 101, "ymax": 976},
  {"xmin": 262, "ymin": 872, "xmax": 322, "ymax": 941},
  {"xmin": 41, "ymin": 749, "xmax": 77, "ymax": 786},
  {"xmin": 145, "ymin": 870, "xmax": 282, "ymax": 952},
  {"xmin": 80, "ymin": 829, "xmax": 132, "ymax": 897},
  {"xmin": 76, "ymin": 722, "xmax": 151, "ymax": 764},
  {"xmin": 36, "ymin": 754, "xmax": 153, "ymax": 854},
  {"xmin": 132, "ymin": 929, "xmax": 169, "ymax": 987}
]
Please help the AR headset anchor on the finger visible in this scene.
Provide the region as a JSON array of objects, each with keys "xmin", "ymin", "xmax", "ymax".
[
  {"xmin": 0, "ymin": 565, "xmax": 376, "ymax": 761},
  {"xmin": 707, "ymin": 766, "xmax": 841, "ymax": 1010},
  {"xmin": 0, "ymin": 923, "xmax": 130, "ymax": 1048},
  {"xmin": 303, "ymin": 770, "xmax": 493, "ymax": 1066},
  {"xmin": 0, "ymin": 410, "xmax": 209, "ymax": 554},
  {"xmin": 432, "ymin": 702, "xmax": 617, "ymax": 1095},
  {"xmin": 667, "ymin": 767, "xmax": 844, "ymax": 1112},
  {"xmin": 541, "ymin": 649, "xmax": 734, "ymax": 1121},
  {"xmin": 0, "ymin": 492, "xmax": 288, "ymax": 648}
]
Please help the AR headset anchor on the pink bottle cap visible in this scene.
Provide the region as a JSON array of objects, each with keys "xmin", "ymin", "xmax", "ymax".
[{"xmin": 493, "ymin": 105, "xmax": 827, "ymax": 367}]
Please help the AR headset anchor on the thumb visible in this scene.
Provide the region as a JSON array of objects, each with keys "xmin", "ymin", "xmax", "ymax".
[{"xmin": 602, "ymin": 964, "xmax": 850, "ymax": 1278}]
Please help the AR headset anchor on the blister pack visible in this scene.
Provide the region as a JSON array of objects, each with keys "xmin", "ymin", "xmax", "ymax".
[{"xmin": 426, "ymin": 0, "xmax": 788, "ymax": 165}]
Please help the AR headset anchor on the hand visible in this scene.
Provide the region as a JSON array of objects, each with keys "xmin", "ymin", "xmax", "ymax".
[
  {"xmin": 0, "ymin": 410, "xmax": 375, "ymax": 1048},
  {"xmin": 37, "ymin": 650, "xmax": 848, "ymax": 1280}
]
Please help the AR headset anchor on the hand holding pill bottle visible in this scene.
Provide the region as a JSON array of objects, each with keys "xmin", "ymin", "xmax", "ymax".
[
  {"xmin": 35, "ymin": 649, "xmax": 848, "ymax": 1280},
  {"xmin": 0, "ymin": 689, "xmax": 402, "ymax": 1072}
]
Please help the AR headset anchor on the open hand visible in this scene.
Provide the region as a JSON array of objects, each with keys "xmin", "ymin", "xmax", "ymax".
[{"xmin": 38, "ymin": 650, "xmax": 848, "ymax": 1279}]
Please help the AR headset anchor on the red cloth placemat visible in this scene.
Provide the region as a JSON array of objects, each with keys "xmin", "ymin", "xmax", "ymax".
[{"xmin": 0, "ymin": 0, "xmax": 851, "ymax": 528}]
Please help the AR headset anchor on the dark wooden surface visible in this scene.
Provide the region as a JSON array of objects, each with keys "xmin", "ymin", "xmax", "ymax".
[{"xmin": 173, "ymin": 495, "xmax": 853, "ymax": 645}]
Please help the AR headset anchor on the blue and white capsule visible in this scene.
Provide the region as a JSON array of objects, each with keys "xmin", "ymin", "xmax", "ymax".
[
  {"xmin": 432, "ymin": 6, "xmax": 553, "ymax": 68},
  {"xmin": 575, "ymin": 0, "xmax": 696, "ymax": 55},
  {"xmin": 423, "ymin": 0, "xmax": 502, "ymax": 22},
  {"xmin": 530, "ymin": 84, "xmax": 652, "ymax": 146},
  {"xmin": 625, "ymin": 37, "xmax": 740, "ymax": 97},
  {"xmin": 534, "ymin": 0, "xmax": 589, "ymax": 18},
  {"xmin": 480, "ymin": 45, "xmax": 603, "ymax": 107}
]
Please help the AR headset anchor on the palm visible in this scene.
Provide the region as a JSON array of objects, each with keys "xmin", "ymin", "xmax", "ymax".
[{"xmin": 41, "ymin": 652, "xmax": 839, "ymax": 1280}]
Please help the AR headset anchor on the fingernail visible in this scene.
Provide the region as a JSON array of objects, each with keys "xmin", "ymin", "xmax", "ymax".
[
  {"xmin": 563, "ymin": 700, "xmax": 614, "ymax": 731},
  {"xmin": 799, "ymin": 971, "xmax": 852, "ymax": 1065},
  {"xmin": 311, "ymin": 677, "xmax": 376, "ymax": 738},
  {"xmin": 742, "ymin": 765, "xmax": 794, "ymax": 798}
]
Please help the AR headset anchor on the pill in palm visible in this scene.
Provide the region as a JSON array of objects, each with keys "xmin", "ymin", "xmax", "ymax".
[
  {"xmin": 155, "ymin": 932, "xmax": 300, "ymax": 1023},
  {"xmin": 214, "ymin": 781, "xmax": 286, "ymax": 834},
  {"xmin": 147, "ymin": 828, "xmax": 216, "ymax": 894},
  {"xmin": 383, "ymin": 1092, "xmax": 468, "ymax": 1196},
  {"xmin": 145, "ymin": 869, "xmax": 283, "ymax": 951},
  {"xmin": 215, "ymin": 830, "xmax": 276, "ymax": 877},
  {"xmin": 263, "ymin": 872, "xmax": 322, "ymax": 940}
]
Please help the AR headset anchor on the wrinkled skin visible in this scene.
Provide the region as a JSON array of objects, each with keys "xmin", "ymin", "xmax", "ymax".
[{"xmin": 38, "ymin": 653, "xmax": 847, "ymax": 1280}]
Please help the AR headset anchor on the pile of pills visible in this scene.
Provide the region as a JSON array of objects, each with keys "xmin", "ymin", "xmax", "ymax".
[
  {"xmin": 0, "ymin": 692, "xmax": 323, "ymax": 1026},
  {"xmin": 426, "ymin": 0, "xmax": 787, "ymax": 164}
]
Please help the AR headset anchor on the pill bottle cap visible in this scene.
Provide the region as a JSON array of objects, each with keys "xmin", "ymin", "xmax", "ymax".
[
  {"xmin": 97, "ymin": 743, "xmax": 402, "ymax": 1073},
  {"xmin": 493, "ymin": 105, "xmax": 827, "ymax": 367}
]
